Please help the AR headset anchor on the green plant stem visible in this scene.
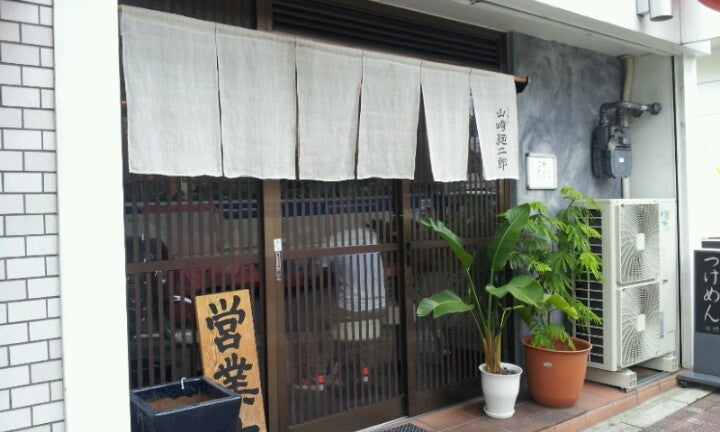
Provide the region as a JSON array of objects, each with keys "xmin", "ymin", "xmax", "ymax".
[
  {"xmin": 486, "ymin": 271, "xmax": 496, "ymax": 341},
  {"xmin": 499, "ymin": 307, "xmax": 512, "ymax": 331},
  {"xmin": 463, "ymin": 268, "xmax": 491, "ymax": 367},
  {"xmin": 466, "ymin": 270, "xmax": 487, "ymax": 331}
]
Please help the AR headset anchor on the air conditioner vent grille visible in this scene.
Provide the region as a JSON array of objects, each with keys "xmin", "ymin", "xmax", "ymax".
[
  {"xmin": 618, "ymin": 203, "xmax": 660, "ymax": 284},
  {"xmin": 574, "ymin": 272, "xmax": 605, "ymax": 363},
  {"xmin": 619, "ymin": 282, "xmax": 661, "ymax": 368}
]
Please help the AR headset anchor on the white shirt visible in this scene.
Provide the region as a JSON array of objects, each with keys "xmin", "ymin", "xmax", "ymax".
[{"xmin": 321, "ymin": 227, "xmax": 386, "ymax": 312}]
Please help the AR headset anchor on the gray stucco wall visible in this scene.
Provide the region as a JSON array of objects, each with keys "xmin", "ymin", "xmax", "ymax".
[
  {"xmin": 511, "ymin": 32, "xmax": 623, "ymax": 211},
  {"xmin": 509, "ymin": 33, "xmax": 625, "ymax": 368}
]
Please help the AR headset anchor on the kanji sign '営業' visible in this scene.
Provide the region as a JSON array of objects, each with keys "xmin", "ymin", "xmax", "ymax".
[{"xmin": 195, "ymin": 290, "xmax": 266, "ymax": 432}]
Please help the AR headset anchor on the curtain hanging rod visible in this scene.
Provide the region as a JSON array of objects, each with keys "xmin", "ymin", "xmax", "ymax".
[
  {"xmin": 117, "ymin": 4, "xmax": 529, "ymax": 94},
  {"xmin": 514, "ymin": 75, "xmax": 529, "ymax": 94},
  {"xmin": 120, "ymin": 74, "xmax": 530, "ymax": 105}
]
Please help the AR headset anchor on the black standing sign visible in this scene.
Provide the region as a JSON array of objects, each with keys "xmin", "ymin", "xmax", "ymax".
[{"xmin": 695, "ymin": 250, "xmax": 720, "ymax": 335}]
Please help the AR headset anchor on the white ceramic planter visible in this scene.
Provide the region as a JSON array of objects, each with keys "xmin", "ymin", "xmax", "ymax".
[{"xmin": 479, "ymin": 362, "xmax": 523, "ymax": 419}]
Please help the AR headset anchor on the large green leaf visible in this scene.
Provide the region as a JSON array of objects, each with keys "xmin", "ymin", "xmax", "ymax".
[
  {"xmin": 419, "ymin": 218, "xmax": 473, "ymax": 270},
  {"xmin": 544, "ymin": 293, "xmax": 579, "ymax": 319},
  {"xmin": 416, "ymin": 289, "xmax": 474, "ymax": 318},
  {"xmin": 487, "ymin": 204, "xmax": 531, "ymax": 272},
  {"xmin": 487, "ymin": 275, "xmax": 542, "ymax": 306},
  {"xmin": 505, "ymin": 275, "xmax": 543, "ymax": 306},
  {"xmin": 485, "ymin": 283, "xmax": 509, "ymax": 298}
]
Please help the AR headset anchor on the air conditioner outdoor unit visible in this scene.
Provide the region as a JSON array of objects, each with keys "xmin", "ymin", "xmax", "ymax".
[{"xmin": 574, "ymin": 199, "xmax": 678, "ymax": 374}]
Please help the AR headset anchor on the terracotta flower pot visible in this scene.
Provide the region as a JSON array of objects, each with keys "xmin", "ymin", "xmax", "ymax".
[{"xmin": 522, "ymin": 336, "xmax": 591, "ymax": 408}]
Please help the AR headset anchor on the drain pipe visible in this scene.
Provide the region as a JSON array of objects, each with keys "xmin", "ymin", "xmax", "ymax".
[{"xmin": 619, "ymin": 55, "xmax": 634, "ymax": 198}]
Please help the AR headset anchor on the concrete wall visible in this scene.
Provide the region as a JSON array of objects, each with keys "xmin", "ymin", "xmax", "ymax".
[
  {"xmin": 627, "ymin": 54, "xmax": 677, "ymax": 200},
  {"xmin": 0, "ymin": 1, "xmax": 64, "ymax": 431},
  {"xmin": 510, "ymin": 32, "xmax": 623, "ymax": 210}
]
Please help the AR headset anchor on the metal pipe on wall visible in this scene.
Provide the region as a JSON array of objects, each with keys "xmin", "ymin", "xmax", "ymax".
[{"xmin": 620, "ymin": 55, "xmax": 634, "ymax": 198}]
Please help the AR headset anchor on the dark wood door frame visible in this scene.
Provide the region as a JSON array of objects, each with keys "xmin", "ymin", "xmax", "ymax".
[{"xmin": 261, "ymin": 180, "xmax": 287, "ymax": 432}]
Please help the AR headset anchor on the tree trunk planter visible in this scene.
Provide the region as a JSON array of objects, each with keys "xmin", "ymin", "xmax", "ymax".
[
  {"xmin": 522, "ymin": 336, "xmax": 591, "ymax": 408},
  {"xmin": 479, "ymin": 362, "xmax": 523, "ymax": 419},
  {"xmin": 130, "ymin": 377, "xmax": 241, "ymax": 432}
]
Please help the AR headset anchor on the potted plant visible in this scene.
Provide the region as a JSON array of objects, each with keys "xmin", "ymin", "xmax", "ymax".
[
  {"xmin": 130, "ymin": 376, "xmax": 242, "ymax": 432},
  {"xmin": 416, "ymin": 204, "xmax": 543, "ymax": 419},
  {"xmin": 508, "ymin": 186, "xmax": 603, "ymax": 408}
]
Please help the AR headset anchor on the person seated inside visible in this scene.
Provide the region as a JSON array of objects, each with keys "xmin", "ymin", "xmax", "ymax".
[
  {"xmin": 323, "ymin": 225, "xmax": 386, "ymax": 320},
  {"xmin": 314, "ymin": 224, "xmax": 387, "ymax": 387}
]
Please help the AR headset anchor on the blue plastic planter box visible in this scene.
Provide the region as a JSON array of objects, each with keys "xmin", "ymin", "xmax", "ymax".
[{"xmin": 130, "ymin": 377, "xmax": 241, "ymax": 432}]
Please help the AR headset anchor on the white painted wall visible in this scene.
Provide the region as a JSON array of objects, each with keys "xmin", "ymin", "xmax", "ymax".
[
  {"xmin": 675, "ymin": 55, "xmax": 702, "ymax": 368},
  {"xmin": 492, "ymin": 0, "xmax": 682, "ymax": 43},
  {"xmin": 496, "ymin": 0, "xmax": 720, "ymax": 45},
  {"xmin": 54, "ymin": 0, "xmax": 129, "ymax": 430},
  {"xmin": 694, "ymin": 49, "xmax": 720, "ymax": 242},
  {"xmin": 379, "ymin": 0, "xmax": 711, "ymax": 60},
  {"xmin": 681, "ymin": 47, "xmax": 720, "ymax": 367},
  {"xmin": 697, "ymin": 48, "xmax": 720, "ymax": 82},
  {"xmin": 681, "ymin": 1, "xmax": 720, "ymax": 44}
]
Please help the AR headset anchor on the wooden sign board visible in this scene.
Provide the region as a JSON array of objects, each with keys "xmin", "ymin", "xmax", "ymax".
[{"xmin": 195, "ymin": 290, "xmax": 267, "ymax": 432}]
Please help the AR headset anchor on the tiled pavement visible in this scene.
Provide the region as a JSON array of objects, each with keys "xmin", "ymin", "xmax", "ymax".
[
  {"xmin": 586, "ymin": 384, "xmax": 718, "ymax": 431},
  {"xmin": 363, "ymin": 372, "xmax": 720, "ymax": 432}
]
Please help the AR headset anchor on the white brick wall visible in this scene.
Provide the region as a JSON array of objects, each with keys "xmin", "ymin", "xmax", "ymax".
[
  {"xmin": 6, "ymin": 215, "xmax": 44, "ymax": 235},
  {"xmin": 0, "ymin": 43, "xmax": 40, "ymax": 66},
  {"xmin": 0, "ymin": 194, "xmax": 23, "ymax": 213},
  {"xmin": 0, "ymin": 390, "xmax": 9, "ymax": 409},
  {"xmin": 9, "ymin": 342, "xmax": 46, "ymax": 365},
  {"xmin": 25, "ymin": 194, "xmax": 55, "ymax": 213},
  {"xmin": 0, "ymin": 1, "xmax": 62, "ymax": 430},
  {"xmin": 22, "ymin": 67, "xmax": 52, "ymax": 88},
  {"xmin": 10, "ymin": 383, "xmax": 49, "ymax": 408},
  {"xmin": 0, "ymin": 106, "xmax": 21, "ymax": 127},
  {"xmin": 0, "ymin": 21, "xmax": 19, "ymax": 42},
  {"xmin": 0, "ymin": 64, "xmax": 20, "ymax": 84},
  {"xmin": 28, "ymin": 318, "xmax": 59, "ymax": 341},
  {"xmin": 3, "ymin": 130, "xmax": 40, "ymax": 149},
  {"xmin": 2, "ymin": 86, "xmax": 40, "ymax": 107},
  {"xmin": 0, "ymin": 1, "xmax": 40, "ymax": 24}
]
